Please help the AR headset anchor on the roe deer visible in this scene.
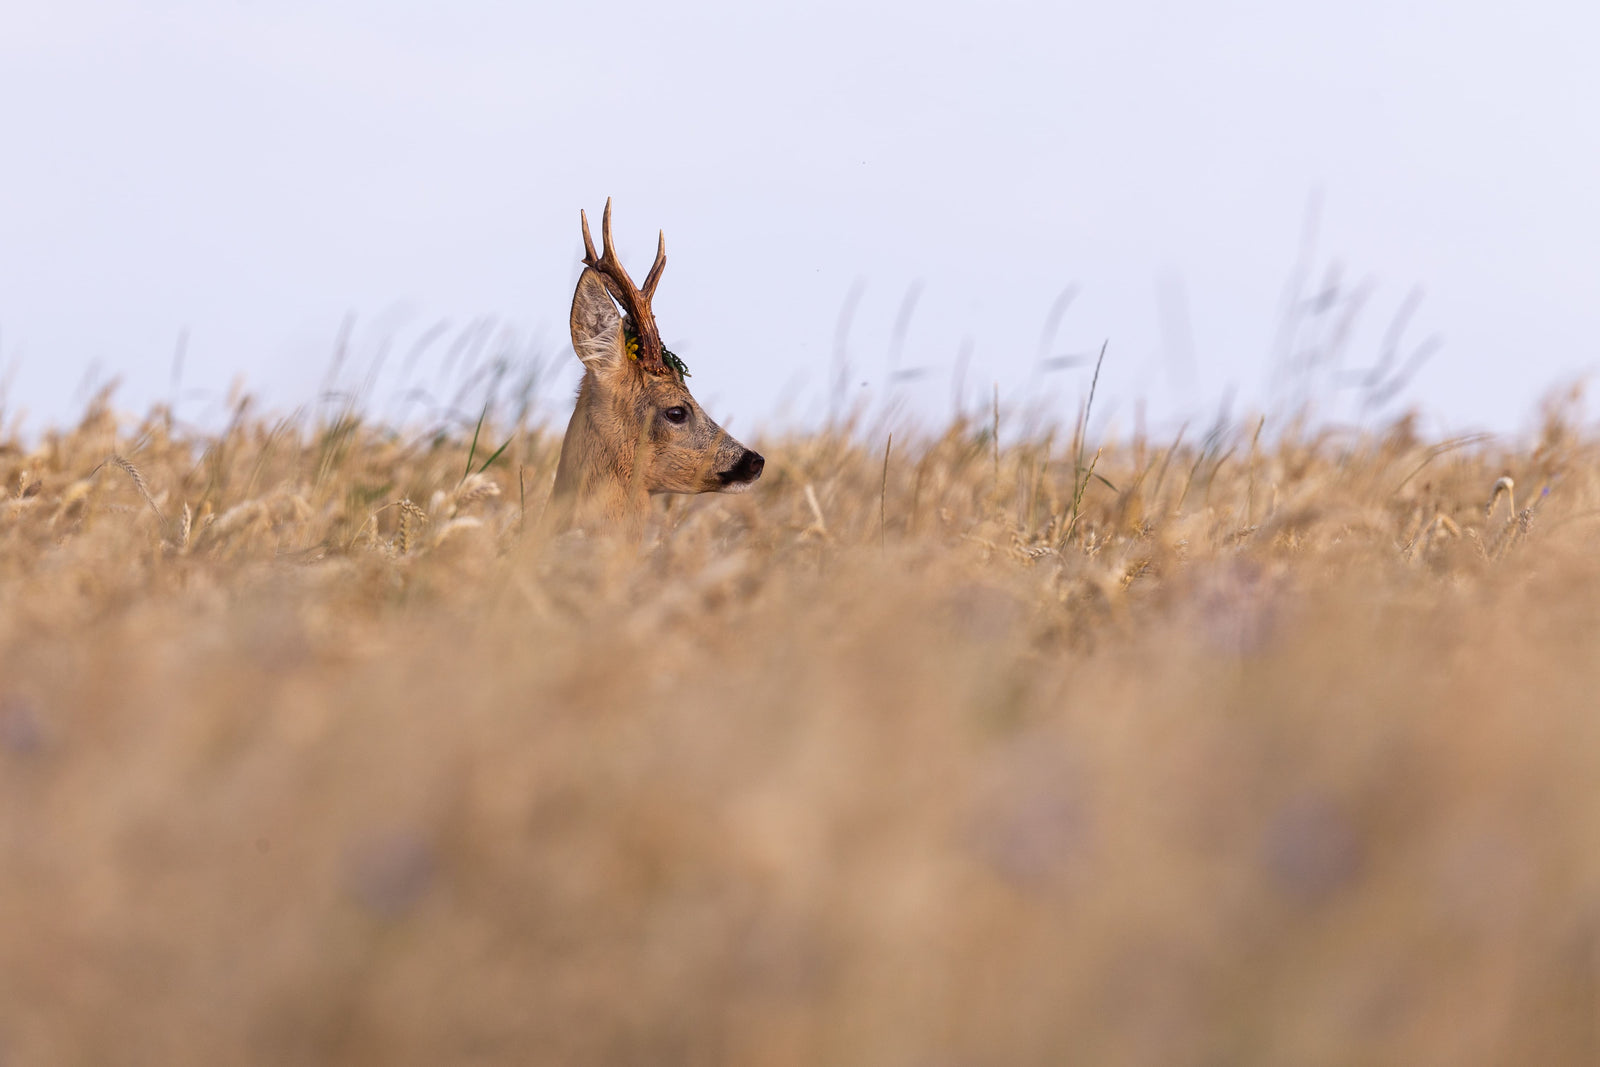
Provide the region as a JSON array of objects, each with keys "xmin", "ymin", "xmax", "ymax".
[{"xmin": 546, "ymin": 199, "xmax": 764, "ymax": 532}]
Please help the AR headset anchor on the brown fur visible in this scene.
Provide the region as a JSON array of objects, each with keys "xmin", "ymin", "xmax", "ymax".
[{"xmin": 547, "ymin": 266, "xmax": 760, "ymax": 533}]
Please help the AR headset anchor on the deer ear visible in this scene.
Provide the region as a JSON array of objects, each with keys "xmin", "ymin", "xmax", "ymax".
[{"xmin": 569, "ymin": 269, "xmax": 625, "ymax": 373}]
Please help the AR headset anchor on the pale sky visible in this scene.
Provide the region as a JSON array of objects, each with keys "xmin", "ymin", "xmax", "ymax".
[{"xmin": 2, "ymin": 0, "xmax": 1596, "ymax": 438}]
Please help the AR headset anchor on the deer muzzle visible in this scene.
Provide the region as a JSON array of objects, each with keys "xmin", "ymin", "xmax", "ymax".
[{"xmin": 718, "ymin": 449, "xmax": 765, "ymax": 489}]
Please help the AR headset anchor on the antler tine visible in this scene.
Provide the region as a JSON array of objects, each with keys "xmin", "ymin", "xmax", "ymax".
[
  {"xmin": 601, "ymin": 197, "xmax": 614, "ymax": 260},
  {"xmin": 642, "ymin": 230, "xmax": 667, "ymax": 301},
  {"xmin": 586, "ymin": 197, "xmax": 641, "ymax": 290},
  {"xmin": 579, "ymin": 207, "xmax": 600, "ymax": 266}
]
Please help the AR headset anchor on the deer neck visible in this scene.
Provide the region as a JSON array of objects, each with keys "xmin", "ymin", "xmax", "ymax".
[{"xmin": 548, "ymin": 374, "xmax": 650, "ymax": 531}]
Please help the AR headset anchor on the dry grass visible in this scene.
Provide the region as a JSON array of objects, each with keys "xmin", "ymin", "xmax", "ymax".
[{"xmin": 2, "ymin": 387, "xmax": 1599, "ymax": 1065}]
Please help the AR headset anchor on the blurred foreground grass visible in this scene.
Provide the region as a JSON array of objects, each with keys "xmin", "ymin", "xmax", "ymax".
[{"xmin": 1, "ymin": 391, "xmax": 1598, "ymax": 1065}]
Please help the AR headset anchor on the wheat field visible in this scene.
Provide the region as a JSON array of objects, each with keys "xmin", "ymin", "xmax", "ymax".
[{"xmin": 1, "ymin": 383, "xmax": 1598, "ymax": 1065}]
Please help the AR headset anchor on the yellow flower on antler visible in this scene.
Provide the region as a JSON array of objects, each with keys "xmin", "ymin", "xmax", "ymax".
[{"xmin": 624, "ymin": 326, "xmax": 689, "ymax": 377}]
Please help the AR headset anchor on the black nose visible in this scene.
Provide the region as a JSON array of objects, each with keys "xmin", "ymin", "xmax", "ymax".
[{"xmin": 720, "ymin": 449, "xmax": 765, "ymax": 484}]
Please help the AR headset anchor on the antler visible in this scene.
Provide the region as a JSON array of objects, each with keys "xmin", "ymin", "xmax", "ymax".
[{"xmin": 580, "ymin": 198, "xmax": 671, "ymax": 376}]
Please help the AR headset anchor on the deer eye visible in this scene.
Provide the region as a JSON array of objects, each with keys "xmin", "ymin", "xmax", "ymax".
[{"xmin": 662, "ymin": 406, "xmax": 689, "ymax": 425}]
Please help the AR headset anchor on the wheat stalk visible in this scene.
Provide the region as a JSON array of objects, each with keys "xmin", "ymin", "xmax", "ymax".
[
  {"xmin": 104, "ymin": 453, "xmax": 166, "ymax": 529},
  {"xmin": 396, "ymin": 498, "xmax": 428, "ymax": 555},
  {"xmin": 453, "ymin": 473, "xmax": 501, "ymax": 516}
]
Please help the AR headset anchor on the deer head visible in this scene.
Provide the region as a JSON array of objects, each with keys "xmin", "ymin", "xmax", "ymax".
[{"xmin": 547, "ymin": 200, "xmax": 764, "ymax": 531}]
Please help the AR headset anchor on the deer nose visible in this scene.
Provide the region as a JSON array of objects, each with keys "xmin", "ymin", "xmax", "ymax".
[{"xmin": 723, "ymin": 449, "xmax": 764, "ymax": 484}]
